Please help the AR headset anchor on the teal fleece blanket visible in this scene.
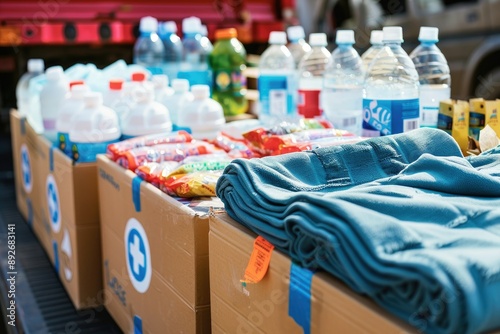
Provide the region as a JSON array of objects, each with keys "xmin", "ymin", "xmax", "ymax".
[{"xmin": 216, "ymin": 128, "xmax": 500, "ymax": 334}]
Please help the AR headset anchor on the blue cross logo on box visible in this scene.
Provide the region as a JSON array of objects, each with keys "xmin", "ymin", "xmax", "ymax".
[
  {"xmin": 125, "ymin": 218, "xmax": 151, "ymax": 293},
  {"xmin": 46, "ymin": 174, "xmax": 61, "ymax": 233},
  {"xmin": 21, "ymin": 144, "xmax": 32, "ymax": 194}
]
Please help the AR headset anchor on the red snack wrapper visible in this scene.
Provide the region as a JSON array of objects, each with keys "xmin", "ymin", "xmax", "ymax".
[
  {"xmin": 210, "ymin": 132, "xmax": 255, "ymax": 158},
  {"xmin": 135, "ymin": 161, "xmax": 180, "ymax": 187},
  {"xmin": 107, "ymin": 131, "xmax": 192, "ymax": 161}
]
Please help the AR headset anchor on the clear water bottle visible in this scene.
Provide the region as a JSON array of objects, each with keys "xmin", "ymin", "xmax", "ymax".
[
  {"xmin": 286, "ymin": 25, "xmax": 311, "ymax": 68},
  {"xmin": 158, "ymin": 21, "xmax": 182, "ymax": 81},
  {"xmin": 16, "ymin": 58, "xmax": 44, "ymax": 116},
  {"xmin": 322, "ymin": 30, "xmax": 364, "ymax": 136},
  {"xmin": 40, "ymin": 66, "xmax": 69, "ymax": 143},
  {"xmin": 258, "ymin": 31, "xmax": 296, "ymax": 127},
  {"xmin": 410, "ymin": 26, "xmax": 451, "ymax": 128},
  {"xmin": 297, "ymin": 33, "xmax": 330, "ymax": 118},
  {"xmin": 134, "ymin": 16, "xmax": 165, "ymax": 75},
  {"xmin": 200, "ymin": 24, "xmax": 213, "ymax": 54},
  {"xmin": 178, "ymin": 16, "xmax": 212, "ymax": 87},
  {"xmin": 363, "ymin": 26, "xmax": 420, "ymax": 137},
  {"xmin": 361, "ymin": 30, "xmax": 383, "ymax": 71}
]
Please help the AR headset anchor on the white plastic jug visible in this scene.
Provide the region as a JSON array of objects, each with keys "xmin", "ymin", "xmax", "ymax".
[
  {"xmin": 40, "ymin": 66, "xmax": 69, "ymax": 142},
  {"xmin": 162, "ymin": 78, "xmax": 194, "ymax": 126}
]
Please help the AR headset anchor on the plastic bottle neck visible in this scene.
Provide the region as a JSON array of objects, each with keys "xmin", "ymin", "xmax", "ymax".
[
  {"xmin": 420, "ymin": 40, "xmax": 436, "ymax": 47},
  {"xmin": 184, "ymin": 32, "xmax": 200, "ymax": 40},
  {"xmin": 383, "ymin": 41, "xmax": 402, "ymax": 47},
  {"xmin": 140, "ymin": 31, "xmax": 156, "ymax": 38},
  {"xmin": 290, "ymin": 38, "xmax": 303, "ymax": 44},
  {"xmin": 337, "ymin": 43, "xmax": 354, "ymax": 50}
]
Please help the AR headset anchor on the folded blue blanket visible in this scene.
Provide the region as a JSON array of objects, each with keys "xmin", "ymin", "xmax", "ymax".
[{"xmin": 216, "ymin": 128, "xmax": 500, "ymax": 334}]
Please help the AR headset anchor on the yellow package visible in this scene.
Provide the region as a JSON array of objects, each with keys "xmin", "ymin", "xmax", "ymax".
[
  {"xmin": 469, "ymin": 98, "xmax": 486, "ymax": 140},
  {"xmin": 485, "ymin": 100, "xmax": 500, "ymax": 138},
  {"xmin": 439, "ymin": 99, "xmax": 469, "ymax": 154}
]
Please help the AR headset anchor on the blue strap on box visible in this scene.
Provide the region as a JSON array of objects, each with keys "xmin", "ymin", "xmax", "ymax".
[
  {"xmin": 132, "ymin": 176, "xmax": 142, "ymax": 212},
  {"xmin": 289, "ymin": 262, "xmax": 314, "ymax": 334},
  {"xmin": 20, "ymin": 118, "xmax": 26, "ymax": 135},
  {"xmin": 53, "ymin": 240, "xmax": 59, "ymax": 273},
  {"xmin": 134, "ymin": 315, "xmax": 143, "ymax": 334}
]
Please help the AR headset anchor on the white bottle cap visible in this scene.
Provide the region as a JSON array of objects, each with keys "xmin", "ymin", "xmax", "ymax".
[
  {"xmin": 287, "ymin": 26, "xmax": 305, "ymax": 41},
  {"xmin": 309, "ymin": 33, "xmax": 327, "ymax": 47},
  {"xmin": 71, "ymin": 84, "xmax": 90, "ymax": 99},
  {"xmin": 383, "ymin": 26, "xmax": 403, "ymax": 43},
  {"xmin": 418, "ymin": 26, "xmax": 439, "ymax": 42},
  {"xmin": 191, "ymin": 84, "xmax": 210, "ymax": 99},
  {"xmin": 84, "ymin": 92, "xmax": 103, "ymax": 108},
  {"xmin": 140, "ymin": 16, "xmax": 158, "ymax": 33},
  {"xmin": 172, "ymin": 79, "xmax": 190, "ymax": 92},
  {"xmin": 336, "ymin": 30, "xmax": 355, "ymax": 44},
  {"xmin": 27, "ymin": 58, "xmax": 44, "ymax": 73},
  {"xmin": 45, "ymin": 66, "xmax": 64, "ymax": 81},
  {"xmin": 152, "ymin": 74, "xmax": 169, "ymax": 88},
  {"xmin": 182, "ymin": 16, "xmax": 202, "ymax": 34},
  {"xmin": 201, "ymin": 25, "xmax": 208, "ymax": 37},
  {"xmin": 370, "ymin": 30, "xmax": 383, "ymax": 45},
  {"xmin": 162, "ymin": 21, "xmax": 178, "ymax": 34},
  {"xmin": 269, "ymin": 31, "xmax": 287, "ymax": 45}
]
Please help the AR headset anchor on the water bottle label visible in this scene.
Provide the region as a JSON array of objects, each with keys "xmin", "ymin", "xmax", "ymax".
[
  {"xmin": 258, "ymin": 74, "xmax": 295, "ymax": 117},
  {"xmin": 177, "ymin": 70, "xmax": 212, "ymax": 87},
  {"xmin": 70, "ymin": 139, "xmax": 119, "ymax": 163},
  {"xmin": 362, "ymin": 98, "xmax": 419, "ymax": 136},
  {"xmin": 145, "ymin": 66, "xmax": 163, "ymax": 75},
  {"xmin": 421, "ymin": 106, "xmax": 439, "ymax": 128},
  {"xmin": 57, "ymin": 132, "xmax": 72, "ymax": 156},
  {"xmin": 214, "ymin": 70, "xmax": 246, "ymax": 95}
]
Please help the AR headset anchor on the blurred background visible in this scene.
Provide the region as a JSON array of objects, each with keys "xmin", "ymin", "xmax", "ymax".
[{"xmin": 1, "ymin": 0, "xmax": 500, "ymax": 135}]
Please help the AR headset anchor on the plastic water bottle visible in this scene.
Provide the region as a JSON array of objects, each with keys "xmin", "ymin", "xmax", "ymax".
[
  {"xmin": 56, "ymin": 84, "xmax": 90, "ymax": 156},
  {"xmin": 134, "ymin": 16, "xmax": 165, "ymax": 75},
  {"xmin": 40, "ymin": 66, "xmax": 69, "ymax": 142},
  {"xmin": 322, "ymin": 30, "xmax": 364, "ymax": 135},
  {"xmin": 121, "ymin": 83, "xmax": 172, "ymax": 139},
  {"xmin": 69, "ymin": 92, "xmax": 121, "ymax": 162},
  {"xmin": 103, "ymin": 79, "xmax": 124, "ymax": 108},
  {"xmin": 286, "ymin": 26, "xmax": 311, "ymax": 68},
  {"xmin": 151, "ymin": 74, "xmax": 174, "ymax": 104},
  {"xmin": 200, "ymin": 25, "xmax": 213, "ymax": 53},
  {"xmin": 410, "ymin": 26, "xmax": 451, "ymax": 128},
  {"xmin": 161, "ymin": 78, "xmax": 194, "ymax": 127},
  {"xmin": 16, "ymin": 59, "xmax": 44, "ymax": 116},
  {"xmin": 158, "ymin": 21, "xmax": 182, "ymax": 81},
  {"xmin": 209, "ymin": 28, "xmax": 248, "ymax": 116},
  {"xmin": 258, "ymin": 31, "xmax": 296, "ymax": 127},
  {"xmin": 178, "ymin": 17, "xmax": 211, "ymax": 87},
  {"xmin": 361, "ymin": 30, "xmax": 383, "ymax": 71},
  {"xmin": 297, "ymin": 33, "xmax": 330, "ymax": 118},
  {"xmin": 177, "ymin": 85, "xmax": 225, "ymax": 139},
  {"xmin": 363, "ymin": 26, "xmax": 420, "ymax": 137}
]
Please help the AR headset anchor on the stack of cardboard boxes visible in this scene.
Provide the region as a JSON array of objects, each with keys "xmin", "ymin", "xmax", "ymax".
[{"xmin": 11, "ymin": 109, "xmax": 423, "ymax": 333}]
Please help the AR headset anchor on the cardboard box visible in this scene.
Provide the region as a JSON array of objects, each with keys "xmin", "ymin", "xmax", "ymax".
[
  {"xmin": 36, "ymin": 135, "xmax": 102, "ymax": 309},
  {"xmin": 97, "ymin": 154, "xmax": 220, "ymax": 333},
  {"xmin": 9, "ymin": 110, "xmax": 47, "ymax": 248},
  {"xmin": 209, "ymin": 213, "xmax": 418, "ymax": 334}
]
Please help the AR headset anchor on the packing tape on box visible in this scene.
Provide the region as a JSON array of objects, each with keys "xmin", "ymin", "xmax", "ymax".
[
  {"xmin": 132, "ymin": 176, "xmax": 142, "ymax": 212},
  {"xmin": 288, "ymin": 262, "xmax": 313, "ymax": 334},
  {"xmin": 53, "ymin": 240, "xmax": 59, "ymax": 273},
  {"xmin": 134, "ymin": 315, "xmax": 142, "ymax": 334},
  {"xmin": 20, "ymin": 118, "xmax": 26, "ymax": 136}
]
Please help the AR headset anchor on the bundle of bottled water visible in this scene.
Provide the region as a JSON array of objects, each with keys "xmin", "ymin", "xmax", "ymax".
[{"xmin": 257, "ymin": 25, "xmax": 451, "ymax": 137}]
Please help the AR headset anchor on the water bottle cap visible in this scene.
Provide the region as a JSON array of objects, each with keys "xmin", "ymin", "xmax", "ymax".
[
  {"xmin": 383, "ymin": 26, "xmax": 403, "ymax": 42},
  {"xmin": 287, "ymin": 26, "xmax": 305, "ymax": 41},
  {"xmin": 215, "ymin": 28, "xmax": 237, "ymax": 40},
  {"xmin": 336, "ymin": 30, "xmax": 355, "ymax": 44},
  {"xmin": 109, "ymin": 79, "xmax": 124, "ymax": 90},
  {"xmin": 370, "ymin": 30, "xmax": 383, "ymax": 45},
  {"xmin": 269, "ymin": 31, "xmax": 287, "ymax": 45},
  {"xmin": 69, "ymin": 80, "xmax": 85, "ymax": 89},
  {"xmin": 191, "ymin": 84, "xmax": 210, "ymax": 99},
  {"xmin": 140, "ymin": 16, "xmax": 158, "ymax": 33},
  {"xmin": 152, "ymin": 74, "xmax": 169, "ymax": 88},
  {"xmin": 160, "ymin": 21, "xmax": 178, "ymax": 34},
  {"xmin": 131, "ymin": 71, "xmax": 147, "ymax": 82},
  {"xmin": 84, "ymin": 92, "xmax": 103, "ymax": 108},
  {"xmin": 172, "ymin": 79, "xmax": 190, "ymax": 92},
  {"xmin": 201, "ymin": 25, "xmax": 208, "ymax": 37},
  {"xmin": 27, "ymin": 58, "xmax": 44, "ymax": 73},
  {"xmin": 182, "ymin": 16, "xmax": 202, "ymax": 34},
  {"xmin": 418, "ymin": 26, "xmax": 439, "ymax": 42},
  {"xmin": 309, "ymin": 33, "xmax": 327, "ymax": 46},
  {"xmin": 71, "ymin": 84, "xmax": 90, "ymax": 98},
  {"xmin": 45, "ymin": 66, "xmax": 64, "ymax": 81}
]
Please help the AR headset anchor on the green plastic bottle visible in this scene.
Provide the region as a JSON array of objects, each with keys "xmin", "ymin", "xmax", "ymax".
[{"xmin": 209, "ymin": 28, "xmax": 248, "ymax": 116}]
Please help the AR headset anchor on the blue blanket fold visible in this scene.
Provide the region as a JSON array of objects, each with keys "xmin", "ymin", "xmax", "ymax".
[{"xmin": 216, "ymin": 128, "xmax": 500, "ymax": 334}]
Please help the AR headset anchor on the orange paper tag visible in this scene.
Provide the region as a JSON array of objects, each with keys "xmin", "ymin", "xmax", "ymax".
[{"xmin": 242, "ymin": 236, "xmax": 274, "ymax": 284}]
